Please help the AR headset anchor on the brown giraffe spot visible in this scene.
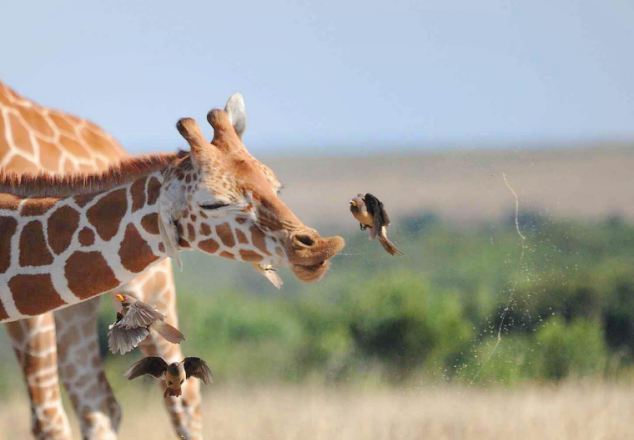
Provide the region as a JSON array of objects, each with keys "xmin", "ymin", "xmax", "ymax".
[
  {"xmin": 185, "ymin": 174, "xmax": 191, "ymax": 183},
  {"xmin": 200, "ymin": 211, "xmax": 208, "ymax": 219},
  {"xmin": 38, "ymin": 139, "xmax": 63, "ymax": 171},
  {"xmin": 236, "ymin": 229, "xmax": 248, "ymax": 244},
  {"xmin": 178, "ymin": 237, "xmax": 190, "ymax": 248},
  {"xmin": 79, "ymin": 123, "xmax": 110, "ymax": 150},
  {"xmin": 130, "ymin": 177, "xmax": 147, "ymax": 212},
  {"xmin": 187, "ymin": 223, "xmax": 195, "ymax": 241},
  {"xmin": 47, "ymin": 206, "xmax": 80, "ymax": 254},
  {"xmin": 78, "ymin": 163, "xmax": 94, "ymax": 173},
  {"xmin": 216, "ymin": 223, "xmax": 235, "ymax": 247},
  {"xmin": 20, "ymin": 220, "xmax": 54, "ymax": 267},
  {"xmin": 200, "ymin": 223, "xmax": 211, "ymax": 236},
  {"xmin": 17, "ymin": 105, "xmax": 55, "ymax": 138},
  {"xmin": 239, "ymin": 249, "xmax": 263, "ymax": 262},
  {"xmin": 87, "ymin": 189, "xmax": 127, "ymax": 241},
  {"xmin": 158, "ymin": 243, "xmax": 165, "ymax": 253},
  {"xmin": 48, "ymin": 112, "xmax": 75, "ymax": 134},
  {"xmin": 119, "ymin": 223, "xmax": 159, "ymax": 273},
  {"xmin": 220, "ymin": 251, "xmax": 235, "ymax": 259},
  {"xmin": 199, "ymin": 238, "xmax": 219, "ymax": 253},
  {"xmin": 141, "ymin": 213, "xmax": 159, "ymax": 234},
  {"xmin": 147, "ymin": 176, "xmax": 161, "ymax": 205},
  {"xmin": 0, "ymin": 86, "xmax": 10, "ymax": 106},
  {"xmin": 4, "ymin": 155, "xmax": 36, "ymax": 173},
  {"xmin": 59, "ymin": 134, "xmax": 89, "ymax": 158},
  {"xmin": 65, "ymin": 251, "xmax": 119, "ymax": 299},
  {"xmin": 20, "ymin": 197, "xmax": 56, "ymax": 216},
  {"xmin": 0, "ymin": 216, "xmax": 17, "ymax": 273},
  {"xmin": 78, "ymin": 227, "xmax": 95, "ymax": 246},
  {"xmin": 0, "ymin": 193, "xmax": 20, "ymax": 210},
  {"xmin": 236, "ymin": 217, "xmax": 247, "ymax": 224},
  {"xmin": 10, "ymin": 274, "xmax": 65, "ymax": 315},
  {"xmin": 75, "ymin": 193, "xmax": 98, "ymax": 209},
  {"xmin": 190, "ymin": 214, "xmax": 197, "ymax": 222},
  {"xmin": 0, "ymin": 300, "xmax": 7, "ymax": 320},
  {"xmin": 250, "ymin": 225, "xmax": 271, "ymax": 255},
  {"xmin": 8, "ymin": 113, "xmax": 35, "ymax": 156}
]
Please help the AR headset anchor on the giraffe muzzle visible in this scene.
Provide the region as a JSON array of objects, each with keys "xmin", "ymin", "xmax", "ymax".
[{"xmin": 286, "ymin": 231, "xmax": 345, "ymax": 282}]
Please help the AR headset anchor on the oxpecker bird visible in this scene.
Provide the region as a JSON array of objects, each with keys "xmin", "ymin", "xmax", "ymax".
[
  {"xmin": 108, "ymin": 294, "xmax": 185, "ymax": 354},
  {"xmin": 124, "ymin": 356, "xmax": 213, "ymax": 397},
  {"xmin": 349, "ymin": 193, "xmax": 402, "ymax": 256}
]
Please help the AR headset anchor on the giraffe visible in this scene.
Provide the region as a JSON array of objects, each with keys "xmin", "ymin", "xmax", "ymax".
[
  {"xmin": 0, "ymin": 81, "xmax": 202, "ymax": 439},
  {"xmin": 0, "ymin": 96, "xmax": 344, "ymax": 323}
]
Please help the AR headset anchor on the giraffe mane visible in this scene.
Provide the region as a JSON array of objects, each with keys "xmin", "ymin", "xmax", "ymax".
[{"xmin": 0, "ymin": 152, "xmax": 184, "ymax": 197}]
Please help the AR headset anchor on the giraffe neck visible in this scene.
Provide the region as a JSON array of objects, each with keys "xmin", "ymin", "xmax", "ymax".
[{"xmin": 0, "ymin": 171, "xmax": 168, "ymax": 322}]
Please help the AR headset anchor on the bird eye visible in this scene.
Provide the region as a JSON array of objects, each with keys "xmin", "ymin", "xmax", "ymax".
[{"xmin": 199, "ymin": 202, "xmax": 229, "ymax": 210}]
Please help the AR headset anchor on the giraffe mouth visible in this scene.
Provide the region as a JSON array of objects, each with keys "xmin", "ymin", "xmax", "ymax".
[
  {"xmin": 291, "ymin": 260, "xmax": 331, "ymax": 282},
  {"xmin": 285, "ymin": 234, "xmax": 345, "ymax": 282}
]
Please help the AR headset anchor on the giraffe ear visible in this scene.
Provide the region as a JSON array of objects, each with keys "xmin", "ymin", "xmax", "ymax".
[{"xmin": 224, "ymin": 93, "xmax": 247, "ymax": 138}]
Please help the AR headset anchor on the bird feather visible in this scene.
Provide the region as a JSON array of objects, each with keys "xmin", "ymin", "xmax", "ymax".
[
  {"xmin": 125, "ymin": 356, "xmax": 169, "ymax": 380},
  {"xmin": 183, "ymin": 357, "xmax": 213, "ymax": 384}
]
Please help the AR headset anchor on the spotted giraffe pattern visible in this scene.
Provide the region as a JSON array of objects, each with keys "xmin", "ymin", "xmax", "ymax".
[
  {"xmin": 0, "ymin": 90, "xmax": 345, "ymax": 436},
  {"xmin": 0, "ymin": 82, "xmax": 201, "ymax": 439}
]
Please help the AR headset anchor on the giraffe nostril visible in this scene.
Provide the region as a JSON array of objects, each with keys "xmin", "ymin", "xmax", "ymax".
[{"xmin": 294, "ymin": 233, "xmax": 315, "ymax": 247}]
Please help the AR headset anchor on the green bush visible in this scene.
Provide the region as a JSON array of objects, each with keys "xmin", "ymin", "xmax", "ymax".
[
  {"xmin": 342, "ymin": 275, "xmax": 472, "ymax": 380},
  {"xmin": 532, "ymin": 317, "xmax": 607, "ymax": 380}
]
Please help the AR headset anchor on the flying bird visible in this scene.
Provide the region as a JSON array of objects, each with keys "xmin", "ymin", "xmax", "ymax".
[
  {"xmin": 124, "ymin": 356, "xmax": 213, "ymax": 397},
  {"xmin": 349, "ymin": 193, "xmax": 402, "ymax": 256},
  {"xmin": 108, "ymin": 294, "xmax": 185, "ymax": 355}
]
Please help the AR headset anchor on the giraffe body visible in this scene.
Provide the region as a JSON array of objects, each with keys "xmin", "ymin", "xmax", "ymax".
[
  {"xmin": 0, "ymin": 81, "xmax": 201, "ymax": 439},
  {"xmin": 0, "ymin": 85, "xmax": 345, "ymax": 440}
]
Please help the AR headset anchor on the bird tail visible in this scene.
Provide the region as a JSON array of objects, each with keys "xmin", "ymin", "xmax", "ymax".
[
  {"xmin": 378, "ymin": 235, "xmax": 403, "ymax": 256},
  {"xmin": 152, "ymin": 321, "xmax": 185, "ymax": 344}
]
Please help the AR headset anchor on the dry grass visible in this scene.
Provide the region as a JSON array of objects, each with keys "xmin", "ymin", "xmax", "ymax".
[{"xmin": 2, "ymin": 382, "xmax": 633, "ymax": 439}]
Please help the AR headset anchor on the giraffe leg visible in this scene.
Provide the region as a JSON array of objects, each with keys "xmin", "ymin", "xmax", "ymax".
[
  {"xmin": 55, "ymin": 299, "xmax": 121, "ymax": 440},
  {"xmin": 127, "ymin": 261, "xmax": 203, "ymax": 440},
  {"xmin": 6, "ymin": 314, "xmax": 72, "ymax": 440}
]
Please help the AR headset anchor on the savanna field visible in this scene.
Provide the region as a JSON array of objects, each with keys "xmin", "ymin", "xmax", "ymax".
[{"xmin": 2, "ymin": 148, "xmax": 634, "ymax": 438}]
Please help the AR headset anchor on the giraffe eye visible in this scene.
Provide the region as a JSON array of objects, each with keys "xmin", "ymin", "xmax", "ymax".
[{"xmin": 199, "ymin": 202, "xmax": 229, "ymax": 210}]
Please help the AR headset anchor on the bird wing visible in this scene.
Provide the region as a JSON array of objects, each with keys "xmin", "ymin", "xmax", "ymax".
[
  {"xmin": 363, "ymin": 193, "xmax": 389, "ymax": 238},
  {"xmin": 183, "ymin": 357, "xmax": 213, "ymax": 384},
  {"xmin": 120, "ymin": 301, "xmax": 165, "ymax": 329},
  {"xmin": 124, "ymin": 356, "xmax": 168, "ymax": 380},
  {"xmin": 108, "ymin": 323, "xmax": 150, "ymax": 354}
]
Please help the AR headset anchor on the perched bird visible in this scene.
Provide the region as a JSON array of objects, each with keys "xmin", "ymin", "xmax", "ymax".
[
  {"xmin": 124, "ymin": 356, "xmax": 213, "ymax": 397},
  {"xmin": 253, "ymin": 263, "xmax": 283, "ymax": 289},
  {"xmin": 349, "ymin": 193, "xmax": 403, "ymax": 256},
  {"xmin": 108, "ymin": 294, "xmax": 185, "ymax": 355}
]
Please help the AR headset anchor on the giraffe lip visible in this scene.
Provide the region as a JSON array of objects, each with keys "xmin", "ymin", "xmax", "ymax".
[
  {"xmin": 295, "ymin": 260, "xmax": 326, "ymax": 270},
  {"xmin": 290, "ymin": 260, "xmax": 330, "ymax": 282}
]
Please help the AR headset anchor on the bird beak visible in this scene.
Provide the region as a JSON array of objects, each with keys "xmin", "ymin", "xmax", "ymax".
[{"xmin": 115, "ymin": 293, "xmax": 126, "ymax": 302}]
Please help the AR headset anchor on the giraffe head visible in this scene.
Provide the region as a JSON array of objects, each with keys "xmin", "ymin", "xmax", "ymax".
[{"xmin": 158, "ymin": 94, "xmax": 345, "ymax": 284}]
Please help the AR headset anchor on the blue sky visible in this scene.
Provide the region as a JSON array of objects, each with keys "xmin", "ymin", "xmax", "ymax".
[{"xmin": 2, "ymin": 0, "xmax": 634, "ymax": 155}]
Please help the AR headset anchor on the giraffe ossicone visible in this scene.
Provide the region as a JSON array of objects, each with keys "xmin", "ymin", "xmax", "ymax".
[{"xmin": 0, "ymin": 94, "xmax": 345, "ymax": 322}]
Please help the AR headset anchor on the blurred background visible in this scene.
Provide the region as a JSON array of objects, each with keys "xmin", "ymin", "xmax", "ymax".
[{"xmin": 2, "ymin": 0, "xmax": 634, "ymax": 438}]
